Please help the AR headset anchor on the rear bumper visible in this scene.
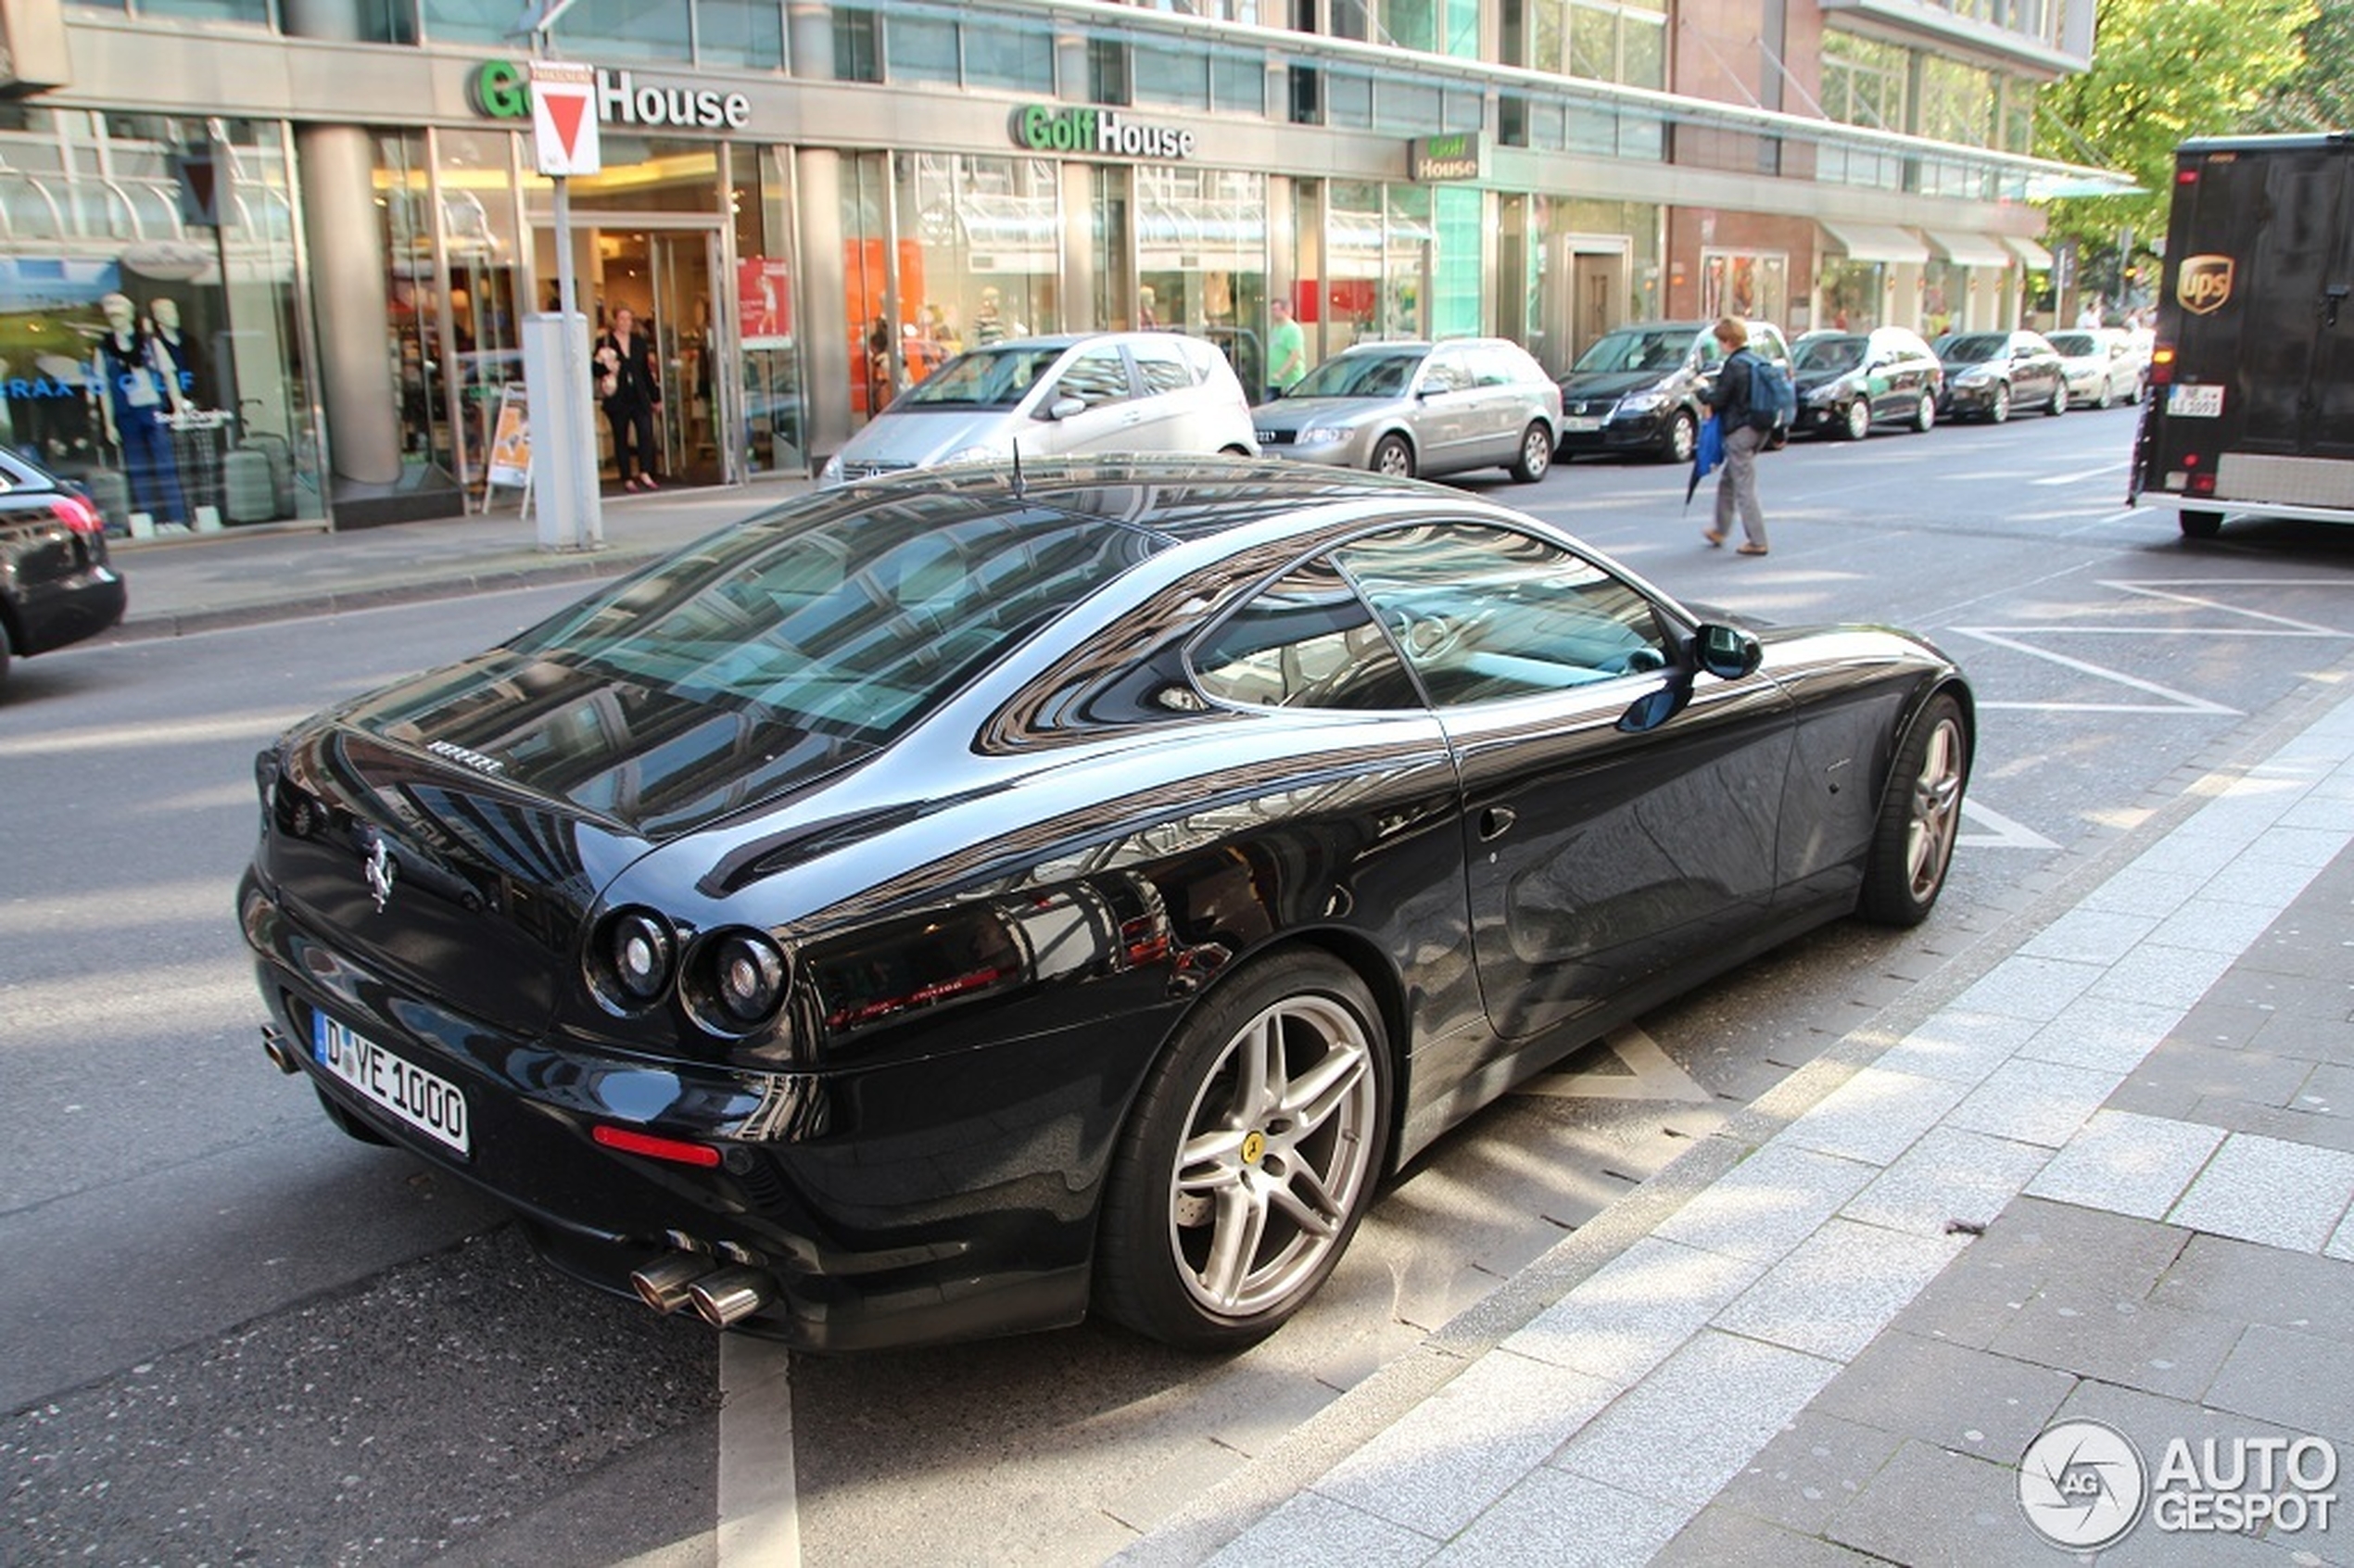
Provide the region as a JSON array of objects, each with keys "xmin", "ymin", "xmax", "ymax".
[
  {"xmin": 238, "ymin": 867, "xmax": 1160, "ymax": 1350},
  {"xmin": 13, "ymin": 568, "xmax": 125, "ymax": 656}
]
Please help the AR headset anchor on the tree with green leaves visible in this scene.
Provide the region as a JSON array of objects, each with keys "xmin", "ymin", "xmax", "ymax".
[{"xmin": 2036, "ymin": 0, "xmax": 2315, "ymax": 309}]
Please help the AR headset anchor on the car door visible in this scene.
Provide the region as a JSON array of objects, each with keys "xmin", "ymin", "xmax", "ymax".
[
  {"xmin": 1123, "ymin": 335, "xmax": 1206, "ymax": 454},
  {"xmin": 1332, "ymin": 520, "xmax": 1798, "ymax": 1043},
  {"xmin": 1408, "ymin": 348, "xmax": 1481, "ymax": 473},
  {"xmin": 1032, "ymin": 342, "xmax": 1143, "ymax": 456},
  {"xmin": 1463, "ymin": 345, "xmax": 1532, "ymax": 463}
]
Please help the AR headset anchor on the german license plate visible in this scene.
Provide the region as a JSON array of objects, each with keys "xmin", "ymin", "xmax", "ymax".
[
  {"xmin": 2169, "ymin": 384, "xmax": 2223, "ymax": 418},
  {"xmin": 312, "ymin": 1013, "xmax": 470, "ymax": 1157},
  {"xmin": 1563, "ymin": 416, "xmax": 1604, "ymax": 432}
]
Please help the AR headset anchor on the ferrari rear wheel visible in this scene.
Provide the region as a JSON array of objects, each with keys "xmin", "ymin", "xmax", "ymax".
[
  {"xmin": 1859, "ymin": 693, "xmax": 1969, "ymax": 927},
  {"xmin": 1095, "ymin": 952, "xmax": 1390, "ymax": 1349}
]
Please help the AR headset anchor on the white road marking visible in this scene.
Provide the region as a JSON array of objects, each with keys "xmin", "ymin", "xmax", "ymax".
[
  {"xmin": 2031, "ymin": 461, "xmax": 2131, "ymax": 487},
  {"xmin": 718, "ymin": 1335, "xmax": 800, "ymax": 1566},
  {"xmin": 1958, "ymin": 798, "xmax": 2058, "ymax": 851},
  {"xmin": 1516, "ymin": 1026, "xmax": 1713, "ymax": 1103}
]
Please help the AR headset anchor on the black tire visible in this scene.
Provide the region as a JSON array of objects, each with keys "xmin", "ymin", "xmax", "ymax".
[
  {"xmin": 1663, "ymin": 410, "xmax": 1697, "ymax": 465},
  {"xmin": 2181, "ymin": 510, "xmax": 2224, "ymax": 540},
  {"xmin": 1370, "ymin": 434, "xmax": 1415, "ymax": 478},
  {"xmin": 1859, "ymin": 693, "xmax": 1970, "ymax": 927},
  {"xmin": 0, "ymin": 614, "xmax": 13, "ymax": 689},
  {"xmin": 1095, "ymin": 951, "xmax": 1391, "ymax": 1349},
  {"xmin": 1986, "ymin": 384, "xmax": 2011, "ymax": 424},
  {"xmin": 1842, "ymin": 398, "xmax": 1872, "ymax": 442},
  {"xmin": 1509, "ymin": 422, "xmax": 1555, "ymax": 483},
  {"xmin": 1911, "ymin": 393, "xmax": 1936, "ymax": 434},
  {"xmin": 315, "ymin": 1082, "xmax": 394, "ymax": 1146}
]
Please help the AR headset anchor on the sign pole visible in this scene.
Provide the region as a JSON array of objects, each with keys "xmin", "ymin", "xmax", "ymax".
[{"xmin": 525, "ymin": 2, "xmax": 601, "ymax": 551}]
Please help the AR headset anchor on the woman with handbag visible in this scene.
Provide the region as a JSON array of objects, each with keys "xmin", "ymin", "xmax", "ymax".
[{"xmin": 593, "ymin": 307, "xmax": 663, "ymax": 490}]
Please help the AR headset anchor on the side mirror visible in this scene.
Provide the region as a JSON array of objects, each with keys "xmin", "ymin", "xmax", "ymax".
[
  {"xmin": 1044, "ymin": 395, "xmax": 1085, "ymax": 421},
  {"xmin": 1693, "ymin": 622, "xmax": 1764, "ymax": 680}
]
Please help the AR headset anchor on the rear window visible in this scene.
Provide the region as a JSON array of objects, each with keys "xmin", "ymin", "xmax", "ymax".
[{"xmin": 503, "ymin": 494, "xmax": 1165, "ymax": 742}]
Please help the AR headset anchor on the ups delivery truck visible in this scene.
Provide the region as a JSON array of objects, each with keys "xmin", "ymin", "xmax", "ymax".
[{"xmin": 2130, "ymin": 133, "xmax": 2354, "ymax": 539}]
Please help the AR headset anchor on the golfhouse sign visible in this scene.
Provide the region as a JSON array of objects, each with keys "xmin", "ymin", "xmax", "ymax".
[{"xmin": 471, "ymin": 59, "xmax": 753, "ymax": 133}]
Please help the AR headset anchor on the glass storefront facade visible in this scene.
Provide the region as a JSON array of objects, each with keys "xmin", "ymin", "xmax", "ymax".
[
  {"xmin": 18, "ymin": 0, "xmax": 2115, "ymax": 542},
  {"xmin": 0, "ymin": 107, "xmax": 319, "ymax": 537}
]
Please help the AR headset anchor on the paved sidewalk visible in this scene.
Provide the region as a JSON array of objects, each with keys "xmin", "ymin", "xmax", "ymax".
[
  {"xmin": 98, "ymin": 483, "xmax": 805, "ymax": 640},
  {"xmin": 1123, "ymin": 684, "xmax": 2354, "ymax": 1566}
]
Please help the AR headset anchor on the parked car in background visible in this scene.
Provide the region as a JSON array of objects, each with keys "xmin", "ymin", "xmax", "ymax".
[
  {"xmin": 2046, "ymin": 328, "xmax": 2143, "ymax": 409},
  {"xmin": 1790, "ymin": 327, "xmax": 1944, "ymax": 439},
  {"xmin": 1931, "ymin": 329, "xmax": 2069, "ymax": 423},
  {"xmin": 0, "ymin": 448, "xmax": 126, "ymax": 689},
  {"xmin": 820, "ymin": 332, "xmax": 1257, "ymax": 486},
  {"xmin": 1251, "ymin": 337, "xmax": 1562, "ymax": 483},
  {"xmin": 1555, "ymin": 319, "xmax": 1793, "ymax": 464},
  {"xmin": 239, "ymin": 456, "xmax": 1974, "ymax": 1352}
]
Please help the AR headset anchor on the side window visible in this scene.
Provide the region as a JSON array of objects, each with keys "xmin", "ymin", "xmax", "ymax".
[
  {"xmin": 1334, "ymin": 522, "xmax": 1675, "ymax": 706},
  {"xmin": 1130, "ymin": 336, "xmax": 1196, "ymax": 396},
  {"xmin": 1191, "ymin": 559, "xmax": 1422, "ymax": 711},
  {"xmin": 1419, "ymin": 352, "xmax": 1473, "ymax": 395},
  {"xmin": 1467, "ymin": 348, "xmax": 1516, "ymax": 387},
  {"xmin": 1054, "ymin": 348, "xmax": 1133, "ymax": 411}
]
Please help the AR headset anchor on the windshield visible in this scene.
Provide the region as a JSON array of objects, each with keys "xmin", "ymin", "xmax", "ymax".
[
  {"xmin": 1796, "ymin": 336, "xmax": 1866, "ymax": 373},
  {"xmin": 2046, "ymin": 334, "xmax": 2096, "ymax": 357},
  {"xmin": 896, "ymin": 346, "xmax": 1065, "ymax": 409},
  {"xmin": 1939, "ymin": 335, "xmax": 2004, "ymax": 364},
  {"xmin": 1572, "ymin": 329, "xmax": 1694, "ymax": 375},
  {"xmin": 1288, "ymin": 348, "xmax": 1428, "ymax": 399}
]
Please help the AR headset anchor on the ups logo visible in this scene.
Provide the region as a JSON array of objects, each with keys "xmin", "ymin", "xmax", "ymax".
[{"xmin": 2178, "ymin": 255, "xmax": 2234, "ymax": 316}]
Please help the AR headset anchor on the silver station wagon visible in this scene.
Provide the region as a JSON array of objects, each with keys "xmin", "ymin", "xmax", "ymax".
[
  {"xmin": 820, "ymin": 331, "xmax": 1259, "ymax": 486},
  {"xmin": 1250, "ymin": 338, "xmax": 1563, "ymax": 484}
]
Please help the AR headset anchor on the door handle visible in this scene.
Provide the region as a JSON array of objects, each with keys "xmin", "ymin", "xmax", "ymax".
[{"xmin": 1478, "ymin": 806, "xmax": 1517, "ymax": 841}]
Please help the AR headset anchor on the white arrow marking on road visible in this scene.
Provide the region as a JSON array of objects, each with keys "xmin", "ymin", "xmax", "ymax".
[
  {"xmin": 1515, "ymin": 1026, "xmax": 1714, "ymax": 1103},
  {"xmin": 1958, "ymin": 798, "xmax": 2058, "ymax": 850},
  {"xmin": 718, "ymin": 1335, "xmax": 800, "ymax": 1566}
]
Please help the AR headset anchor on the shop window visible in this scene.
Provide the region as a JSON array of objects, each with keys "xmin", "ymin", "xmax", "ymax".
[
  {"xmin": 1134, "ymin": 44, "xmax": 1210, "ymax": 109},
  {"xmin": 542, "ymin": 0, "xmax": 690, "ymax": 61},
  {"xmin": 1210, "ymin": 46, "xmax": 1264, "ymax": 115},
  {"xmin": 1376, "ymin": 80, "xmax": 1441, "ymax": 134},
  {"xmin": 135, "ymin": 0, "xmax": 268, "ymax": 23},
  {"xmin": 1325, "ymin": 67, "xmax": 1372, "ymax": 128},
  {"xmin": 1089, "ymin": 37, "xmax": 1133, "ymax": 104},
  {"xmin": 967, "ymin": 16, "xmax": 1055, "ymax": 93}
]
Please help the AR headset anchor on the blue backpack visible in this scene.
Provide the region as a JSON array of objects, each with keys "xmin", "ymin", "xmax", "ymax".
[{"xmin": 1746, "ymin": 353, "xmax": 1795, "ymax": 435}]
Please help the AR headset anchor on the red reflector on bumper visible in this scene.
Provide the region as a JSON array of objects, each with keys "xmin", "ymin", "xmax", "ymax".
[{"xmin": 593, "ymin": 1124, "xmax": 722, "ymax": 1167}]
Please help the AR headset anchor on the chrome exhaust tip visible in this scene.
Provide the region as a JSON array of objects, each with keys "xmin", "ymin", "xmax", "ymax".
[
  {"xmin": 260, "ymin": 1025, "xmax": 304, "ymax": 1075},
  {"xmin": 630, "ymin": 1253, "xmax": 719, "ymax": 1315},
  {"xmin": 687, "ymin": 1267, "xmax": 775, "ymax": 1328}
]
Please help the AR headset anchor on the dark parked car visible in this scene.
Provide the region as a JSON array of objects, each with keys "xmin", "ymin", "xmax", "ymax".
[
  {"xmin": 239, "ymin": 458, "xmax": 1973, "ymax": 1353},
  {"xmin": 1791, "ymin": 327, "xmax": 1944, "ymax": 440},
  {"xmin": 0, "ymin": 448, "xmax": 127, "ymax": 689},
  {"xmin": 1556, "ymin": 319, "xmax": 1792, "ymax": 463},
  {"xmin": 1931, "ymin": 329, "xmax": 2069, "ymax": 423}
]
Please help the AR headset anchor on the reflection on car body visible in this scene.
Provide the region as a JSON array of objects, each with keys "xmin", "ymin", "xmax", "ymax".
[{"xmin": 239, "ymin": 457, "xmax": 1973, "ymax": 1353}]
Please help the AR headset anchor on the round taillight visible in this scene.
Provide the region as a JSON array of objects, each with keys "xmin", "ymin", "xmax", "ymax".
[
  {"xmin": 687, "ymin": 922, "xmax": 786, "ymax": 1031},
  {"xmin": 598, "ymin": 909, "xmax": 677, "ymax": 1007}
]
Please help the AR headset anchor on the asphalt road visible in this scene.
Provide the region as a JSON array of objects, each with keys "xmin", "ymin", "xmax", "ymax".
[{"xmin": 4, "ymin": 401, "xmax": 2352, "ymax": 1566}]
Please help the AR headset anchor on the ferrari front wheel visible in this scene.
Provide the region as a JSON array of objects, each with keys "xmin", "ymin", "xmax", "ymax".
[
  {"xmin": 1095, "ymin": 952, "xmax": 1390, "ymax": 1349},
  {"xmin": 1859, "ymin": 693, "xmax": 1970, "ymax": 927}
]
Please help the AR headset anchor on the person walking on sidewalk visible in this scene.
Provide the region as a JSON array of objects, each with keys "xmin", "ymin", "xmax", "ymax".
[
  {"xmin": 1700, "ymin": 316, "xmax": 1769, "ymax": 556},
  {"xmin": 594, "ymin": 307, "xmax": 664, "ymax": 491}
]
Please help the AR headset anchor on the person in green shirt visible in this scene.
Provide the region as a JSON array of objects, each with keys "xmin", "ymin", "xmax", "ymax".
[{"xmin": 1267, "ymin": 296, "xmax": 1307, "ymax": 402}]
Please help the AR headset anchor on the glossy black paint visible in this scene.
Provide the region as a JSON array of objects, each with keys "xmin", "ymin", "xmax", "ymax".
[
  {"xmin": 240, "ymin": 457, "xmax": 1970, "ymax": 1350},
  {"xmin": 0, "ymin": 449, "xmax": 125, "ymax": 683}
]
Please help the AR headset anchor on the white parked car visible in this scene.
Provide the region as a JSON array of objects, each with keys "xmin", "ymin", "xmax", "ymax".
[
  {"xmin": 2046, "ymin": 328, "xmax": 2143, "ymax": 409},
  {"xmin": 821, "ymin": 332, "xmax": 1258, "ymax": 486}
]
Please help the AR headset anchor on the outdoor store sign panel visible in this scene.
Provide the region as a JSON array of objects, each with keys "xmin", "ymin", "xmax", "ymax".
[
  {"xmin": 1409, "ymin": 132, "xmax": 1487, "ymax": 183},
  {"xmin": 474, "ymin": 60, "xmax": 753, "ymax": 133},
  {"xmin": 1012, "ymin": 105, "xmax": 1196, "ymax": 160}
]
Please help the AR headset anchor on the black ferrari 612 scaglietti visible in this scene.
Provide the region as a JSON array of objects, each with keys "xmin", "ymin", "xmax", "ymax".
[{"xmin": 239, "ymin": 458, "xmax": 1971, "ymax": 1352}]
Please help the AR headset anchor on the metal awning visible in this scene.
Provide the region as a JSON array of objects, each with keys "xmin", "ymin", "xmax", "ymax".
[
  {"xmin": 1922, "ymin": 230, "xmax": 2016, "ymax": 269},
  {"xmin": 1818, "ymin": 221, "xmax": 1931, "ymax": 265},
  {"xmin": 2003, "ymin": 234, "xmax": 2055, "ymax": 269}
]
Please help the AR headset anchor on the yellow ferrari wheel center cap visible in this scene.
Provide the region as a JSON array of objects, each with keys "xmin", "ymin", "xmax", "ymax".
[{"xmin": 1240, "ymin": 1130, "xmax": 1267, "ymax": 1166}]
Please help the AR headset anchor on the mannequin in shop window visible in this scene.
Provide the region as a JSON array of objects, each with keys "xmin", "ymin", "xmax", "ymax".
[
  {"xmin": 149, "ymin": 295, "xmax": 225, "ymax": 525},
  {"xmin": 594, "ymin": 306, "xmax": 663, "ymax": 490},
  {"xmin": 92, "ymin": 290, "xmax": 190, "ymax": 529}
]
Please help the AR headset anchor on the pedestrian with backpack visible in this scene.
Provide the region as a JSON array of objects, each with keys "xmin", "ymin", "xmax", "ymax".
[{"xmin": 1700, "ymin": 317, "xmax": 1773, "ymax": 556}]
